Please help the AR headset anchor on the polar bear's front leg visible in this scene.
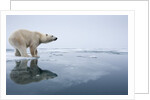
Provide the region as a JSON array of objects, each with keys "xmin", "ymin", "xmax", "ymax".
[
  {"xmin": 34, "ymin": 49, "xmax": 39, "ymax": 57},
  {"xmin": 30, "ymin": 46, "xmax": 39, "ymax": 57},
  {"xmin": 35, "ymin": 49, "xmax": 38, "ymax": 56}
]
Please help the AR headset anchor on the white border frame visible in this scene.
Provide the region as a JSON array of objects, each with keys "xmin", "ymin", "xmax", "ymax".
[{"xmin": 0, "ymin": 10, "xmax": 135, "ymax": 100}]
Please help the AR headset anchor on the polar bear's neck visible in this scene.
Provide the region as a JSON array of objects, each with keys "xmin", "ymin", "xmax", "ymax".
[{"xmin": 39, "ymin": 34, "xmax": 49, "ymax": 43}]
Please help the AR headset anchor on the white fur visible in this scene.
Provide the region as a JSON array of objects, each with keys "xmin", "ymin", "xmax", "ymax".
[{"xmin": 9, "ymin": 29, "xmax": 57, "ymax": 57}]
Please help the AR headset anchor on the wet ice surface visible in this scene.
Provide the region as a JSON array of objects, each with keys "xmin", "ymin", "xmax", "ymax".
[{"xmin": 6, "ymin": 48, "xmax": 128, "ymax": 95}]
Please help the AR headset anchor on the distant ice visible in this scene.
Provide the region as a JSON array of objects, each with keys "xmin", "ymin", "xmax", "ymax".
[
  {"xmin": 76, "ymin": 55, "xmax": 97, "ymax": 58},
  {"xmin": 52, "ymin": 54, "xmax": 63, "ymax": 56},
  {"xmin": 89, "ymin": 55, "xmax": 97, "ymax": 58},
  {"xmin": 6, "ymin": 48, "xmax": 127, "ymax": 62},
  {"xmin": 37, "ymin": 48, "xmax": 128, "ymax": 54}
]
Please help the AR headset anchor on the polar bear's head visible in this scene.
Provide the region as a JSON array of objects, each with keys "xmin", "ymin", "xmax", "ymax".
[{"xmin": 40, "ymin": 34, "xmax": 57, "ymax": 43}]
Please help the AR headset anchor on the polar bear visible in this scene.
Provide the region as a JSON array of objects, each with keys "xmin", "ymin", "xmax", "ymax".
[{"xmin": 9, "ymin": 29, "xmax": 57, "ymax": 57}]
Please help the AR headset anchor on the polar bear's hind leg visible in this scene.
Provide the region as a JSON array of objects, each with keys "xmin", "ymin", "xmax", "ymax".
[
  {"xmin": 15, "ymin": 49, "xmax": 21, "ymax": 56},
  {"xmin": 17, "ymin": 46, "xmax": 30, "ymax": 57}
]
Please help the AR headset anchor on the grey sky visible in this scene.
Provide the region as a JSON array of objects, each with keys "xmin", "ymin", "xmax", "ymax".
[{"xmin": 6, "ymin": 15, "xmax": 128, "ymax": 49}]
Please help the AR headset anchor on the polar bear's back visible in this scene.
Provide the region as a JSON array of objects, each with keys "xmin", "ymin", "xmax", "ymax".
[
  {"xmin": 10, "ymin": 29, "xmax": 35, "ymax": 39},
  {"xmin": 9, "ymin": 29, "xmax": 40, "ymax": 48}
]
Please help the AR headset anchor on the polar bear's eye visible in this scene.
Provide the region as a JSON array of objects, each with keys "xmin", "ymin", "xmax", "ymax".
[
  {"xmin": 46, "ymin": 34, "xmax": 48, "ymax": 36},
  {"xmin": 51, "ymin": 35, "xmax": 53, "ymax": 37}
]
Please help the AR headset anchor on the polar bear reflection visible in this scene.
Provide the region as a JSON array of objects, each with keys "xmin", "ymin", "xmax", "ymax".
[{"xmin": 10, "ymin": 59, "xmax": 57, "ymax": 85}]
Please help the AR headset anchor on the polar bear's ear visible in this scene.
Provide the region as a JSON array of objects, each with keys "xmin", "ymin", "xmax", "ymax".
[{"xmin": 46, "ymin": 34, "xmax": 48, "ymax": 36}]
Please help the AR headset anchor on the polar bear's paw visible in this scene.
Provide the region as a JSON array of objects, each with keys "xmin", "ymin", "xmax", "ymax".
[
  {"xmin": 24, "ymin": 55, "xmax": 31, "ymax": 57},
  {"xmin": 32, "ymin": 55, "xmax": 40, "ymax": 58}
]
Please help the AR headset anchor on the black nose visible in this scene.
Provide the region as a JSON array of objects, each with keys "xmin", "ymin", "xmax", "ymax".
[{"xmin": 54, "ymin": 37, "xmax": 57, "ymax": 41}]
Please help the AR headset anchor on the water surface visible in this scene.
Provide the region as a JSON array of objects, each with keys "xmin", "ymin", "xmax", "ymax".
[{"xmin": 6, "ymin": 48, "xmax": 128, "ymax": 95}]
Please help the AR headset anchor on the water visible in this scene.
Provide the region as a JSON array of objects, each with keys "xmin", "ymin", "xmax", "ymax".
[{"xmin": 6, "ymin": 48, "xmax": 128, "ymax": 95}]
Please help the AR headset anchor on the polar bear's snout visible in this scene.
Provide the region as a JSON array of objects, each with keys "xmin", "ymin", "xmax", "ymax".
[
  {"xmin": 53, "ymin": 37, "xmax": 57, "ymax": 41},
  {"xmin": 51, "ymin": 35, "xmax": 57, "ymax": 41}
]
